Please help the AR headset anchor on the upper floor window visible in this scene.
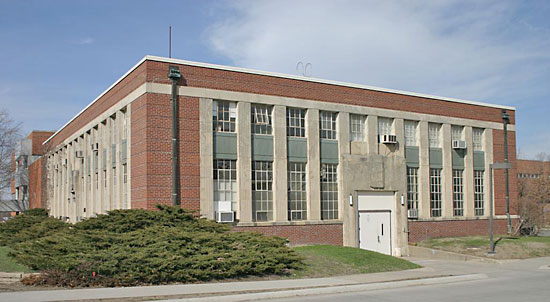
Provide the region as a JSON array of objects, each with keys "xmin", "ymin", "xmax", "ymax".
[
  {"xmin": 378, "ymin": 117, "xmax": 393, "ymax": 136},
  {"xmin": 350, "ymin": 114, "xmax": 366, "ymax": 142},
  {"xmin": 287, "ymin": 107, "xmax": 306, "ymax": 137},
  {"xmin": 473, "ymin": 128, "xmax": 484, "ymax": 151},
  {"xmin": 428, "ymin": 123, "xmax": 441, "ymax": 148},
  {"xmin": 319, "ymin": 111, "xmax": 337, "ymax": 140},
  {"xmin": 451, "ymin": 126, "xmax": 463, "ymax": 141},
  {"xmin": 213, "ymin": 100, "xmax": 236, "ymax": 132},
  {"xmin": 404, "ymin": 120, "xmax": 418, "ymax": 146},
  {"xmin": 251, "ymin": 104, "xmax": 272, "ymax": 135}
]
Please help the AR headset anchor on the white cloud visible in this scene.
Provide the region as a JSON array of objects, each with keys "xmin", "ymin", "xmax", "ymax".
[
  {"xmin": 76, "ymin": 37, "xmax": 95, "ymax": 45},
  {"xmin": 207, "ymin": 0, "xmax": 550, "ymax": 157}
]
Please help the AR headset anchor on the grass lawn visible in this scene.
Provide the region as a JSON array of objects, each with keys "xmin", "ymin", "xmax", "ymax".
[
  {"xmin": 417, "ymin": 235, "xmax": 550, "ymax": 259},
  {"xmin": 0, "ymin": 247, "xmax": 33, "ymax": 273},
  {"xmin": 291, "ymin": 245, "xmax": 420, "ymax": 278}
]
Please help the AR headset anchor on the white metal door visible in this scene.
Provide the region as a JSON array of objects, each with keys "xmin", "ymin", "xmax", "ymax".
[{"xmin": 359, "ymin": 211, "xmax": 391, "ymax": 255}]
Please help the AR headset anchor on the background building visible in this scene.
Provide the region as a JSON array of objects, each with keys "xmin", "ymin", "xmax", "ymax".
[
  {"xmin": 37, "ymin": 56, "xmax": 518, "ymax": 256},
  {"xmin": 517, "ymin": 159, "xmax": 550, "ymax": 229}
]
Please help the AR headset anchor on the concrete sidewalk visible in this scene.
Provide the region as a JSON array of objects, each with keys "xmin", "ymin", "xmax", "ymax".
[{"xmin": 0, "ymin": 264, "xmax": 485, "ymax": 302}]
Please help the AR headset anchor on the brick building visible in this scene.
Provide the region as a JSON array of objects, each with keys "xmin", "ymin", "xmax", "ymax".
[
  {"xmin": 517, "ymin": 159, "xmax": 550, "ymax": 228},
  {"xmin": 10, "ymin": 131, "xmax": 55, "ymax": 210},
  {"xmin": 38, "ymin": 56, "xmax": 518, "ymax": 256}
]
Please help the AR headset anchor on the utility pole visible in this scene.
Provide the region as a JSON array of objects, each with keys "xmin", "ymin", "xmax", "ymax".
[
  {"xmin": 168, "ymin": 66, "xmax": 181, "ymax": 206},
  {"xmin": 502, "ymin": 110, "xmax": 511, "ymax": 233}
]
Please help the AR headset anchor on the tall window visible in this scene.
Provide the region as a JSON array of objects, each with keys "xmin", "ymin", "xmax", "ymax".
[
  {"xmin": 321, "ymin": 163, "xmax": 338, "ymax": 220},
  {"xmin": 286, "ymin": 108, "xmax": 306, "ymax": 137},
  {"xmin": 213, "ymin": 100, "xmax": 236, "ymax": 132},
  {"xmin": 350, "ymin": 114, "xmax": 366, "ymax": 141},
  {"xmin": 452, "ymin": 126, "xmax": 463, "ymax": 141},
  {"xmin": 407, "ymin": 167, "xmax": 418, "ymax": 210},
  {"xmin": 429, "ymin": 123, "xmax": 441, "ymax": 148},
  {"xmin": 112, "ymin": 167, "xmax": 117, "ymax": 205},
  {"xmin": 430, "ymin": 168, "xmax": 442, "ymax": 217},
  {"xmin": 252, "ymin": 161, "xmax": 273, "ymax": 221},
  {"xmin": 288, "ymin": 162, "xmax": 307, "ymax": 220},
  {"xmin": 213, "ymin": 159, "xmax": 237, "ymax": 212},
  {"xmin": 378, "ymin": 117, "xmax": 393, "ymax": 136},
  {"xmin": 453, "ymin": 170, "xmax": 464, "ymax": 216},
  {"xmin": 474, "ymin": 170, "xmax": 485, "ymax": 216},
  {"xmin": 473, "ymin": 128, "xmax": 484, "ymax": 151},
  {"xmin": 251, "ymin": 104, "xmax": 272, "ymax": 135},
  {"xmin": 319, "ymin": 111, "xmax": 337, "ymax": 139},
  {"xmin": 404, "ymin": 121, "xmax": 418, "ymax": 146},
  {"xmin": 122, "ymin": 164, "xmax": 128, "ymax": 209}
]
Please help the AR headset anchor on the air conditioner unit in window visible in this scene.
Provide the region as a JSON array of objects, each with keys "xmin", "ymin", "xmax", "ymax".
[
  {"xmin": 452, "ymin": 140, "xmax": 467, "ymax": 149},
  {"xmin": 217, "ymin": 211, "xmax": 235, "ymax": 223},
  {"xmin": 75, "ymin": 151, "xmax": 84, "ymax": 158},
  {"xmin": 91, "ymin": 143, "xmax": 99, "ymax": 151},
  {"xmin": 381, "ymin": 134, "xmax": 397, "ymax": 144},
  {"xmin": 62, "ymin": 159, "xmax": 68, "ymax": 166},
  {"xmin": 407, "ymin": 209, "xmax": 419, "ymax": 219}
]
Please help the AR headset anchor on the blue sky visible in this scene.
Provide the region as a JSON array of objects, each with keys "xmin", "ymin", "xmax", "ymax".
[{"xmin": 0, "ymin": 0, "xmax": 548, "ymax": 159}]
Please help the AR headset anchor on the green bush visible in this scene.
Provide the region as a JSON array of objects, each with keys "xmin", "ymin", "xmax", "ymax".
[
  {"xmin": 0, "ymin": 209, "xmax": 68, "ymax": 247},
  {"xmin": 10, "ymin": 205, "xmax": 303, "ymax": 287}
]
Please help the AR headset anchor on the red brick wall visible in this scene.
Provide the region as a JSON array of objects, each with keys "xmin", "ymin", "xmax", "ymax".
[
  {"xmin": 233, "ymin": 223, "xmax": 344, "ymax": 246},
  {"xmin": 145, "ymin": 60, "xmax": 515, "ymax": 125},
  {"xmin": 28, "ymin": 157, "xmax": 47, "ymax": 209},
  {"xmin": 492, "ymin": 129, "xmax": 518, "ymax": 216},
  {"xmin": 408, "ymin": 219, "xmax": 517, "ymax": 242},
  {"xmin": 27, "ymin": 131, "xmax": 56, "ymax": 155},
  {"xmin": 130, "ymin": 93, "xmax": 200, "ymax": 210}
]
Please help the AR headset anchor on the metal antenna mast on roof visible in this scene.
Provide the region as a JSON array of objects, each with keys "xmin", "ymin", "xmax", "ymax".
[{"xmin": 169, "ymin": 25, "xmax": 172, "ymax": 58}]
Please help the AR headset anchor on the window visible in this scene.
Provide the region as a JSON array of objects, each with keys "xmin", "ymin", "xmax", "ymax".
[
  {"xmin": 112, "ymin": 167, "xmax": 117, "ymax": 203},
  {"xmin": 378, "ymin": 117, "xmax": 393, "ymax": 136},
  {"xmin": 407, "ymin": 167, "xmax": 418, "ymax": 210},
  {"xmin": 453, "ymin": 170, "xmax": 464, "ymax": 216},
  {"xmin": 251, "ymin": 104, "xmax": 272, "ymax": 135},
  {"xmin": 321, "ymin": 163, "xmax": 338, "ymax": 220},
  {"xmin": 452, "ymin": 126, "xmax": 463, "ymax": 141},
  {"xmin": 404, "ymin": 121, "xmax": 418, "ymax": 146},
  {"xmin": 429, "ymin": 123, "xmax": 441, "ymax": 148},
  {"xmin": 474, "ymin": 170, "xmax": 485, "ymax": 216},
  {"xmin": 473, "ymin": 128, "xmax": 484, "ymax": 151},
  {"xmin": 122, "ymin": 164, "xmax": 128, "ymax": 209},
  {"xmin": 252, "ymin": 161, "xmax": 273, "ymax": 221},
  {"xmin": 286, "ymin": 108, "xmax": 306, "ymax": 137},
  {"xmin": 319, "ymin": 111, "xmax": 337, "ymax": 139},
  {"xmin": 213, "ymin": 159, "xmax": 237, "ymax": 212},
  {"xmin": 213, "ymin": 100, "xmax": 236, "ymax": 132},
  {"xmin": 430, "ymin": 168, "xmax": 442, "ymax": 217},
  {"xmin": 288, "ymin": 162, "xmax": 307, "ymax": 220},
  {"xmin": 350, "ymin": 114, "xmax": 366, "ymax": 142}
]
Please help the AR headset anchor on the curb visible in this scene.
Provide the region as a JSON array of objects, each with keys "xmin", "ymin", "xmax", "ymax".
[{"xmin": 151, "ymin": 274, "xmax": 488, "ymax": 302}]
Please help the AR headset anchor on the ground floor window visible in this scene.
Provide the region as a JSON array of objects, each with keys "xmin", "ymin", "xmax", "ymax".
[
  {"xmin": 252, "ymin": 161, "xmax": 273, "ymax": 221},
  {"xmin": 430, "ymin": 168, "xmax": 442, "ymax": 217},
  {"xmin": 407, "ymin": 167, "xmax": 418, "ymax": 210},
  {"xmin": 474, "ymin": 170, "xmax": 485, "ymax": 216},
  {"xmin": 288, "ymin": 162, "xmax": 307, "ymax": 220},
  {"xmin": 321, "ymin": 163, "xmax": 338, "ymax": 220},
  {"xmin": 453, "ymin": 169, "xmax": 464, "ymax": 216},
  {"xmin": 213, "ymin": 159, "xmax": 237, "ymax": 213}
]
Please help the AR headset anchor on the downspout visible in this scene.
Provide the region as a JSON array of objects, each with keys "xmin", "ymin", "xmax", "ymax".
[
  {"xmin": 168, "ymin": 66, "xmax": 181, "ymax": 206},
  {"xmin": 502, "ymin": 110, "xmax": 511, "ymax": 233}
]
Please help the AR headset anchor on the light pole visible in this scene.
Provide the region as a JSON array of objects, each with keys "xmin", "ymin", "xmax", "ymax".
[{"xmin": 489, "ymin": 162, "xmax": 511, "ymax": 255}]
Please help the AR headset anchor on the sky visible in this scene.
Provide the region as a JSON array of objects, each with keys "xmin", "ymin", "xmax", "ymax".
[{"xmin": 0, "ymin": 0, "xmax": 548, "ymax": 159}]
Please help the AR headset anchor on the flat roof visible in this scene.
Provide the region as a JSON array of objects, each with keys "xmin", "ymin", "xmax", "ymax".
[{"xmin": 44, "ymin": 55, "xmax": 515, "ymax": 145}]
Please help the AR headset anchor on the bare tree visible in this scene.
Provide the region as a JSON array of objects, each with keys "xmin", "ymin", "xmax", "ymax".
[
  {"xmin": 517, "ymin": 153, "xmax": 550, "ymax": 234},
  {"xmin": 0, "ymin": 109, "xmax": 21, "ymax": 200}
]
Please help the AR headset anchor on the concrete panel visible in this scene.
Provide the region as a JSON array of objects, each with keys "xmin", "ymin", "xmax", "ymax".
[
  {"xmin": 442, "ymin": 124, "xmax": 453, "ymax": 218},
  {"xmin": 464, "ymin": 126, "xmax": 475, "ymax": 217},
  {"xmin": 405, "ymin": 147, "xmax": 419, "ymax": 167},
  {"xmin": 418, "ymin": 121, "xmax": 430, "ymax": 219},
  {"xmin": 199, "ymin": 98, "xmax": 214, "ymax": 219},
  {"xmin": 394, "ymin": 118, "xmax": 405, "ymax": 158},
  {"xmin": 237, "ymin": 102, "xmax": 252, "ymax": 222},
  {"xmin": 307, "ymin": 109, "xmax": 321, "ymax": 221},
  {"xmin": 483, "ymin": 129, "xmax": 493, "ymax": 218},
  {"xmin": 429, "ymin": 148, "xmax": 443, "ymax": 168},
  {"xmin": 474, "ymin": 151, "xmax": 485, "ymax": 170},
  {"xmin": 351, "ymin": 141, "xmax": 369, "ymax": 155},
  {"xmin": 366, "ymin": 115, "xmax": 378, "ymax": 154},
  {"xmin": 452, "ymin": 150, "xmax": 465, "ymax": 169},
  {"xmin": 272, "ymin": 105, "xmax": 288, "ymax": 222}
]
